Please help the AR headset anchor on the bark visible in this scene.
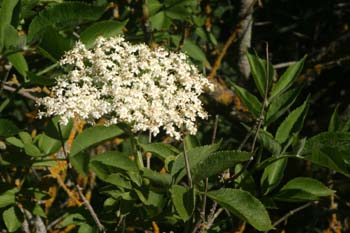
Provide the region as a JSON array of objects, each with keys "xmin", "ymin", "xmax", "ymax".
[{"xmin": 238, "ymin": 0, "xmax": 255, "ymax": 79}]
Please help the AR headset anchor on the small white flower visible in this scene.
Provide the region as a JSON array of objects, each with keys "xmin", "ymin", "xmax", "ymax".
[{"xmin": 37, "ymin": 36, "xmax": 214, "ymax": 140}]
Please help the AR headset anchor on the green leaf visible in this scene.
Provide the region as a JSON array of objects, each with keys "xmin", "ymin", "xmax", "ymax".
[
  {"xmin": 139, "ymin": 142, "xmax": 180, "ymax": 160},
  {"xmin": 171, "ymin": 36, "xmax": 208, "ymax": 63},
  {"xmin": 70, "ymin": 125, "xmax": 123, "ymax": 157},
  {"xmin": 230, "ymin": 83, "xmax": 262, "ymax": 117},
  {"xmin": 266, "ymin": 87, "xmax": 302, "ymax": 125},
  {"xmin": 80, "ymin": 20, "xmax": 127, "ymax": 47},
  {"xmin": 24, "ymin": 143, "xmax": 42, "ymax": 157},
  {"xmin": 18, "ymin": 131, "xmax": 32, "ymax": 144},
  {"xmin": 261, "ymin": 158, "xmax": 288, "ymax": 195},
  {"xmin": 171, "ymin": 141, "xmax": 221, "ymax": 182},
  {"xmin": 207, "ymin": 189, "xmax": 273, "ymax": 231},
  {"xmin": 303, "ymin": 132, "xmax": 350, "ymax": 176},
  {"xmin": 104, "ymin": 173, "xmax": 132, "ymax": 189},
  {"xmin": 275, "ymin": 98, "xmax": 309, "ymax": 144},
  {"xmin": 247, "ymin": 52, "xmax": 274, "ymax": 98},
  {"xmin": 170, "ymin": 185, "xmax": 195, "ymax": 221},
  {"xmin": 270, "ymin": 56, "xmax": 306, "ymax": 100},
  {"xmin": 5, "ymin": 137, "xmax": 23, "ymax": 148},
  {"xmin": 59, "ymin": 213, "xmax": 85, "ymax": 227},
  {"xmin": 0, "ymin": 188, "xmax": 17, "ymax": 208},
  {"xmin": 45, "ymin": 116, "xmax": 73, "ymax": 140},
  {"xmin": 142, "ymin": 168, "xmax": 172, "ymax": 187},
  {"xmin": 0, "ymin": 119, "xmax": 19, "ymax": 137},
  {"xmin": 27, "ymin": 72, "xmax": 57, "ymax": 86},
  {"xmin": 184, "ymin": 134, "xmax": 200, "ymax": 150},
  {"xmin": 149, "ymin": 11, "xmax": 172, "ymax": 30},
  {"xmin": 3, "ymin": 25, "xmax": 26, "ymax": 51},
  {"xmin": 0, "ymin": 0, "xmax": 19, "ymax": 52},
  {"xmin": 146, "ymin": 0, "xmax": 162, "ymax": 15},
  {"xmin": 37, "ymin": 133, "xmax": 61, "ymax": 155},
  {"xmin": 192, "ymin": 150, "xmax": 252, "ymax": 183},
  {"xmin": 328, "ymin": 105, "xmax": 342, "ymax": 132},
  {"xmin": 38, "ymin": 26, "xmax": 74, "ymax": 60},
  {"xmin": 274, "ymin": 177, "xmax": 334, "ymax": 202},
  {"xmin": 70, "ymin": 152, "xmax": 90, "ymax": 176},
  {"xmin": 28, "ymin": 2, "xmax": 106, "ymax": 42},
  {"xmin": 257, "ymin": 129, "xmax": 281, "ymax": 155},
  {"xmin": 7, "ymin": 52, "xmax": 28, "ymax": 78},
  {"xmin": 78, "ymin": 224, "xmax": 98, "ymax": 233},
  {"xmin": 90, "ymin": 151, "xmax": 138, "ymax": 172},
  {"xmin": 3, "ymin": 206, "xmax": 22, "ymax": 232}
]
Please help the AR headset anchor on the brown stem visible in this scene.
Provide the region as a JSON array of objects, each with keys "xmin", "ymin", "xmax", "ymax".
[{"xmin": 76, "ymin": 185, "xmax": 106, "ymax": 232}]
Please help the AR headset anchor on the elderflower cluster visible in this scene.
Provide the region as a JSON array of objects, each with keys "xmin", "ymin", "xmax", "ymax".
[{"xmin": 37, "ymin": 36, "xmax": 213, "ymax": 140}]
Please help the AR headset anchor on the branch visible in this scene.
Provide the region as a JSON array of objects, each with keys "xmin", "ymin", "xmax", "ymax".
[
  {"xmin": 266, "ymin": 201, "xmax": 317, "ymax": 232},
  {"xmin": 238, "ymin": 0, "xmax": 255, "ymax": 79},
  {"xmin": 208, "ymin": 0, "xmax": 258, "ymax": 81},
  {"xmin": 76, "ymin": 185, "xmax": 106, "ymax": 232},
  {"xmin": 2, "ymin": 84, "xmax": 38, "ymax": 101}
]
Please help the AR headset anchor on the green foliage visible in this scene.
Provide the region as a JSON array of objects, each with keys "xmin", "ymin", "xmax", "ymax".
[
  {"xmin": 0, "ymin": 1, "xmax": 347, "ymax": 232},
  {"xmin": 207, "ymin": 189, "xmax": 273, "ymax": 231},
  {"xmin": 274, "ymin": 177, "xmax": 335, "ymax": 202}
]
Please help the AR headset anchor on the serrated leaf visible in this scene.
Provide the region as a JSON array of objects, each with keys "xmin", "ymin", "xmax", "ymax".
[
  {"xmin": 38, "ymin": 26, "xmax": 74, "ymax": 60},
  {"xmin": 139, "ymin": 142, "xmax": 179, "ymax": 160},
  {"xmin": 80, "ymin": 20, "xmax": 127, "ymax": 47},
  {"xmin": 261, "ymin": 158, "xmax": 288, "ymax": 195},
  {"xmin": 70, "ymin": 125, "xmax": 123, "ymax": 157},
  {"xmin": 3, "ymin": 206, "xmax": 22, "ymax": 232},
  {"xmin": 257, "ymin": 129, "xmax": 281, "ymax": 155},
  {"xmin": 275, "ymin": 98, "xmax": 309, "ymax": 144},
  {"xmin": 0, "ymin": 119, "xmax": 19, "ymax": 137},
  {"xmin": 142, "ymin": 168, "xmax": 172, "ymax": 187},
  {"xmin": 171, "ymin": 141, "xmax": 221, "ymax": 182},
  {"xmin": 90, "ymin": 151, "xmax": 138, "ymax": 172},
  {"xmin": 192, "ymin": 150, "xmax": 252, "ymax": 183},
  {"xmin": 231, "ymin": 83, "xmax": 262, "ymax": 117},
  {"xmin": 28, "ymin": 2, "xmax": 106, "ymax": 42},
  {"xmin": 0, "ymin": 188, "xmax": 17, "ymax": 208},
  {"xmin": 207, "ymin": 189, "xmax": 273, "ymax": 231},
  {"xmin": 274, "ymin": 177, "xmax": 334, "ymax": 202},
  {"xmin": 247, "ymin": 52, "xmax": 274, "ymax": 98},
  {"xmin": 303, "ymin": 132, "xmax": 350, "ymax": 176},
  {"xmin": 270, "ymin": 56, "xmax": 306, "ymax": 100},
  {"xmin": 266, "ymin": 86, "xmax": 302, "ymax": 125},
  {"xmin": 170, "ymin": 185, "xmax": 195, "ymax": 221}
]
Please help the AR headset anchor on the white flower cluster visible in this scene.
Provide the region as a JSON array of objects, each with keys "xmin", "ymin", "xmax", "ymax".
[{"xmin": 37, "ymin": 36, "xmax": 213, "ymax": 140}]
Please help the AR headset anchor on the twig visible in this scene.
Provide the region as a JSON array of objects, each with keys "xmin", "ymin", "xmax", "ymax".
[
  {"xmin": 192, "ymin": 115, "xmax": 219, "ymax": 233},
  {"xmin": 208, "ymin": 0, "xmax": 258, "ymax": 80},
  {"xmin": 36, "ymin": 62, "xmax": 59, "ymax": 76},
  {"xmin": 266, "ymin": 201, "xmax": 317, "ymax": 232},
  {"xmin": 230, "ymin": 42, "xmax": 270, "ymax": 181},
  {"xmin": 205, "ymin": 208, "xmax": 224, "ymax": 230},
  {"xmin": 273, "ymin": 61, "xmax": 296, "ymax": 69},
  {"xmin": 2, "ymin": 84, "xmax": 37, "ymax": 101},
  {"xmin": 146, "ymin": 131, "xmax": 152, "ymax": 169},
  {"xmin": 76, "ymin": 185, "xmax": 106, "ymax": 233}
]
